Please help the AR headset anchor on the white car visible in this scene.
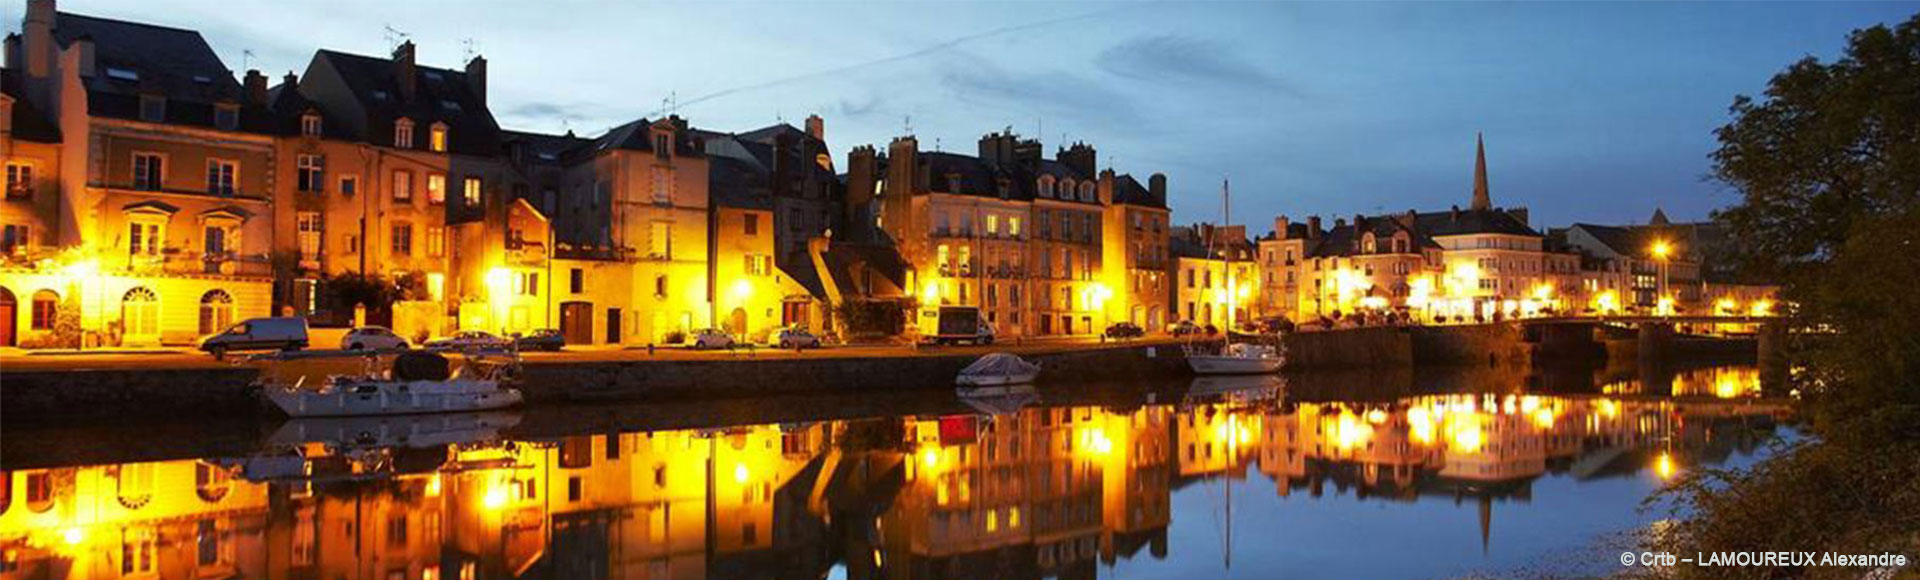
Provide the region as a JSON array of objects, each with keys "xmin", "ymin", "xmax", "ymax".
[
  {"xmin": 341, "ymin": 326, "xmax": 410, "ymax": 351},
  {"xmin": 424, "ymin": 330, "xmax": 511, "ymax": 350},
  {"xmin": 774, "ymin": 328, "xmax": 821, "ymax": 349},
  {"xmin": 688, "ymin": 328, "xmax": 735, "ymax": 350}
]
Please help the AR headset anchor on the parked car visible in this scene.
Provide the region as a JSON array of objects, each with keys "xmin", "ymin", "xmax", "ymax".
[
  {"xmin": 424, "ymin": 330, "xmax": 511, "ymax": 350},
  {"xmin": 515, "ymin": 329, "xmax": 566, "ymax": 352},
  {"xmin": 1167, "ymin": 320, "xmax": 1201, "ymax": 336},
  {"xmin": 1104, "ymin": 321, "xmax": 1145, "ymax": 339},
  {"xmin": 341, "ymin": 326, "xmax": 410, "ymax": 351},
  {"xmin": 201, "ymin": 317, "xmax": 310, "ymax": 359},
  {"xmin": 774, "ymin": 327, "xmax": 822, "ymax": 349},
  {"xmin": 688, "ymin": 328, "xmax": 736, "ymax": 350}
]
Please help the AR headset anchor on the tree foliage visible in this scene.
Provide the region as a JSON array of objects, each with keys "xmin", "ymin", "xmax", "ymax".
[{"xmin": 1651, "ymin": 14, "xmax": 1920, "ymax": 579}]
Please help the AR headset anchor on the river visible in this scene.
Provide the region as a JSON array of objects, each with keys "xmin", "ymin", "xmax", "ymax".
[{"xmin": 0, "ymin": 362, "xmax": 1790, "ymax": 579}]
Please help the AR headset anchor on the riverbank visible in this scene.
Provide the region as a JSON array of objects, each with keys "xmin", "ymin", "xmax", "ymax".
[{"xmin": 0, "ymin": 323, "xmax": 1757, "ymax": 424}]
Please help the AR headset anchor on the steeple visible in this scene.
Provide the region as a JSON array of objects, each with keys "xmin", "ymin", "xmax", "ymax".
[
  {"xmin": 1650, "ymin": 207, "xmax": 1671, "ymax": 226},
  {"xmin": 1471, "ymin": 132, "xmax": 1491, "ymax": 211}
]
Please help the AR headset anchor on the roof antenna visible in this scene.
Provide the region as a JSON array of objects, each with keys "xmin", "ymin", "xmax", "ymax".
[
  {"xmin": 462, "ymin": 37, "xmax": 478, "ymax": 61},
  {"xmin": 383, "ymin": 25, "xmax": 410, "ymax": 51},
  {"xmin": 903, "ymin": 115, "xmax": 913, "ymax": 136},
  {"xmin": 242, "ymin": 49, "xmax": 255, "ymax": 72}
]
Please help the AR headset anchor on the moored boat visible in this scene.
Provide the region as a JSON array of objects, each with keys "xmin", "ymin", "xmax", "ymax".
[
  {"xmin": 1186, "ymin": 342, "xmax": 1286, "ymax": 375},
  {"xmin": 261, "ymin": 351, "xmax": 524, "ymax": 417},
  {"xmin": 955, "ymin": 352, "xmax": 1042, "ymax": 387}
]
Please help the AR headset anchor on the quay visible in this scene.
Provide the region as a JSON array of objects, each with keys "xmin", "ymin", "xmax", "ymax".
[{"xmin": 0, "ymin": 321, "xmax": 1770, "ymax": 425}]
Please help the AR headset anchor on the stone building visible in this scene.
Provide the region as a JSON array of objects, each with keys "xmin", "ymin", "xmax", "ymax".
[{"xmin": 0, "ymin": 0, "xmax": 276, "ymax": 346}]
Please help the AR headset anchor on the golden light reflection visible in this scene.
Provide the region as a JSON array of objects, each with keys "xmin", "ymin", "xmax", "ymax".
[{"xmin": 1654, "ymin": 453, "xmax": 1677, "ymax": 480}]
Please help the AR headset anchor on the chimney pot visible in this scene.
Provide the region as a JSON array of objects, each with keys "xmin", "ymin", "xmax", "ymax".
[
  {"xmin": 805, "ymin": 114, "xmax": 824, "ymax": 141},
  {"xmin": 465, "ymin": 54, "xmax": 487, "ymax": 106},
  {"xmin": 243, "ymin": 69, "xmax": 268, "ymax": 106}
]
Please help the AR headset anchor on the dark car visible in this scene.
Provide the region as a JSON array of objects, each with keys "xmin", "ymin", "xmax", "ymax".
[
  {"xmin": 515, "ymin": 329, "xmax": 566, "ymax": 352},
  {"xmin": 1168, "ymin": 320, "xmax": 1202, "ymax": 336},
  {"xmin": 1104, "ymin": 322, "xmax": 1145, "ymax": 339}
]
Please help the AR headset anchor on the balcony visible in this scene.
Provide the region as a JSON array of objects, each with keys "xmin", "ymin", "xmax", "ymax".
[
  {"xmin": 506, "ymin": 239, "xmax": 548, "ymax": 266},
  {"xmin": 129, "ymin": 251, "xmax": 272, "ymax": 278}
]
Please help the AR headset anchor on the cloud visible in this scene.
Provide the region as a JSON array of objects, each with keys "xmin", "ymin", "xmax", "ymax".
[
  {"xmin": 1096, "ymin": 35, "xmax": 1301, "ymax": 97},
  {"xmin": 938, "ymin": 54, "xmax": 1144, "ymax": 128}
]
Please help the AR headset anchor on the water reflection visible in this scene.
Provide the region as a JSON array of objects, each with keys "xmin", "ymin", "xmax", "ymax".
[{"xmin": 0, "ymin": 365, "xmax": 1787, "ymax": 579}]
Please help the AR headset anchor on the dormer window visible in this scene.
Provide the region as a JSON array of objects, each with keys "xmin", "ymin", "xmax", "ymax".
[
  {"xmin": 214, "ymin": 104, "xmax": 239, "ymax": 131},
  {"xmin": 653, "ymin": 133, "xmax": 671, "ymax": 160},
  {"xmin": 301, "ymin": 113, "xmax": 322, "ymax": 137},
  {"xmin": 429, "ymin": 123, "xmax": 448, "ymax": 152},
  {"xmin": 394, "ymin": 119, "xmax": 414, "ymax": 148},
  {"xmin": 1037, "ymin": 176, "xmax": 1055, "ymax": 198},
  {"xmin": 191, "ymin": 75, "xmax": 213, "ymax": 84},
  {"xmin": 439, "ymin": 100, "xmax": 461, "ymax": 112},
  {"xmin": 139, "ymin": 95, "xmax": 166, "ymax": 123},
  {"xmin": 106, "ymin": 67, "xmax": 139, "ymax": 81},
  {"xmin": 1060, "ymin": 178, "xmax": 1075, "ymax": 199},
  {"xmin": 1078, "ymin": 182, "xmax": 1094, "ymax": 202}
]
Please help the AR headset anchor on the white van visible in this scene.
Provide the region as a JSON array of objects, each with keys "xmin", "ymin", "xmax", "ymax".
[{"xmin": 201, "ymin": 317, "xmax": 309, "ymax": 359}]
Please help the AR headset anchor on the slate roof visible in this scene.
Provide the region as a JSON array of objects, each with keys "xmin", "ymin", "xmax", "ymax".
[
  {"xmin": 1112, "ymin": 174, "xmax": 1165, "ymax": 208},
  {"xmin": 709, "ymin": 155, "xmax": 773, "ymax": 211},
  {"xmin": 579, "ymin": 116, "xmax": 703, "ymax": 159},
  {"xmin": 1413, "ymin": 208, "xmax": 1539, "ymax": 237},
  {"xmin": 0, "ymin": 70, "xmax": 60, "ymax": 143},
  {"xmin": 1303, "ymin": 216, "xmax": 1442, "ymax": 258},
  {"xmin": 52, "ymin": 11, "xmax": 275, "ymax": 133},
  {"xmin": 500, "ymin": 128, "xmax": 590, "ymax": 164},
  {"xmin": 306, "ymin": 48, "xmax": 500, "ymax": 155},
  {"xmin": 908, "ymin": 148, "xmax": 1105, "ymax": 206}
]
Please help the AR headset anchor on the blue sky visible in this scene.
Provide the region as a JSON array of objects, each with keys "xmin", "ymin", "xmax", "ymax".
[{"xmin": 44, "ymin": 1, "xmax": 1920, "ymax": 232}]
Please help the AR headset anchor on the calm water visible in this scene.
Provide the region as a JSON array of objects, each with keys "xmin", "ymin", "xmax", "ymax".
[{"xmin": 0, "ymin": 363, "xmax": 1789, "ymax": 580}]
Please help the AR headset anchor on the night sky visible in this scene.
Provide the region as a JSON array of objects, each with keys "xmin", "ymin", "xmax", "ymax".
[{"xmin": 47, "ymin": 1, "xmax": 1919, "ymax": 232}]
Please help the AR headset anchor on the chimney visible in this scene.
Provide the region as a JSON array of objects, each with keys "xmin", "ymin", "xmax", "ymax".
[
  {"xmin": 1097, "ymin": 169, "xmax": 1115, "ymax": 205},
  {"xmin": 977, "ymin": 131, "xmax": 1014, "ymax": 166},
  {"xmin": 72, "ymin": 36, "xmax": 93, "ymax": 78},
  {"xmin": 1398, "ymin": 209, "xmax": 1417, "ymax": 229},
  {"xmin": 845, "ymin": 145, "xmax": 878, "ymax": 229},
  {"xmin": 804, "ymin": 114, "xmax": 824, "ymax": 141},
  {"xmin": 1148, "ymin": 173, "xmax": 1167, "ymax": 206},
  {"xmin": 23, "ymin": 0, "xmax": 54, "ymax": 80},
  {"xmin": 1507, "ymin": 207, "xmax": 1529, "ymax": 227},
  {"xmin": 464, "ymin": 54, "xmax": 487, "ymax": 106},
  {"xmin": 243, "ymin": 69, "xmax": 268, "ymax": 106},
  {"xmin": 392, "ymin": 41, "xmax": 417, "ymax": 101},
  {"xmin": 283, "ymin": 71, "xmax": 299, "ymax": 91},
  {"xmin": 1307, "ymin": 216, "xmax": 1321, "ymax": 240},
  {"xmin": 1058, "ymin": 142, "xmax": 1096, "ymax": 179},
  {"xmin": 1335, "ymin": 218, "xmax": 1347, "ymax": 229},
  {"xmin": 1274, "ymin": 216, "xmax": 1290, "ymax": 240},
  {"xmin": 1450, "ymin": 205, "xmax": 1461, "ymax": 222}
]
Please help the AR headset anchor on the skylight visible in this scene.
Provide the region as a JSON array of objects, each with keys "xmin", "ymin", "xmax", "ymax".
[{"xmin": 105, "ymin": 67, "xmax": 139, "ymax": 81}]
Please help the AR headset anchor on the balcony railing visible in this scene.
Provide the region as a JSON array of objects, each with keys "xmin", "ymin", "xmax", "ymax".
[
  {"xmin": 126, "ymin": 251, "xmax": 272, "ymax": 277},
  {"xmin": 506, "ymin": 239, "xmax": 548, "ymax": 265}
]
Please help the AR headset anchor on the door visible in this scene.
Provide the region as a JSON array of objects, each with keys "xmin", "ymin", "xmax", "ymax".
[
  {"xmin": 0, "ymin": 287, "xmax": 14, "ymax": 347},
  {"xmin": 726, "ymin": 308, "xmax": 747, "ymax": 336},
  {"xmin": 559, "ymin": 302, "xmax": 593, "ymax": 345},
  {"xmin": 605, "ymin": 307, "xmax": 622, "ymax": 344}
]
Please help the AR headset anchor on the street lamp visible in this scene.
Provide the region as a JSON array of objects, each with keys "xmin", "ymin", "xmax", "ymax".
[{"xmin": 1649, "ymin": 240, "xmax": 1673, "ymax": 311}]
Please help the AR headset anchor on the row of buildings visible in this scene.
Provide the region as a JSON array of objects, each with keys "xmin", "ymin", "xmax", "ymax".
[
  {"xmin": 0, "ymin": 369, "xmax": 1778, "ymax": 579},
  {"xmin": 0, "ymin": 0, "xmax": 1772, "ymax": 348}
]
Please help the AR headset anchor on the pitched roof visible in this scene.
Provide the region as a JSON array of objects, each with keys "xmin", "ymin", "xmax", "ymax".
[
  {"xmin": 0, "ymin": 70, "xmax": 60, "ymax": 143},
  {"xmin": 53, "ymin": 11, "xmax": 274, "ymax": 133},
  {"xmin": 709, "ymin": 155, "xmax": 773, "ymax": 211},
  {"xmin": 1413, "ymin": 208, "xmax": 1539, "ymax": 237},
  {"xmin": 1112, "ymin": 174, "xmax": 1165, "ymax": 208},
  {"xmin": 307, "ymin": 48, "xmax": 500, "ymax": 155}
]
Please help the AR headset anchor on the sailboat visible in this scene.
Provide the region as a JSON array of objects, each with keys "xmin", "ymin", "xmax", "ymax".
[{"xmin": 1187, "ymin": 178, "xmax": 1287, "ymax": 375}]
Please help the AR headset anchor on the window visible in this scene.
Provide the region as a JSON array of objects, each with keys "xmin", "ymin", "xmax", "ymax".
[
  {"xmin": 203, "ymin": 225, "xmax": 227, "ymax": 256},
  {"xmin": 651, "ymin": 167, "xmax": 670, "ymax": 203},
  {"xmin": 198, "ymin": 290, "xmax": 233, "ymax": 335},
  {"xmin": 394, "ymin": 119, "xmax": 415, "ymax": 148},
  {"xmin": 744, "ymin": 214, "xmax": 759, "ymax": 236},
  {"xmin": 214, "ymin": 104, "xmax": 239, "ymax": 131},
  {"xmin": 391, "ymin": 223, "xmax": 413, "ymax": 256},
  {"xmin": 106, "ymin": 66, "xmax": 140, "ymax": 81},
  {"xmin": 5, "ymin": 163, "xmax": 32, "ymax": 197},
  {"xmin": 297, "ymin": 212, "xmax": 322, "ymax": 261},
  {"xmin": 649, "ymin": 222, "xmax": 672, "ymax": 259},
  {"xmin": 654, "ymin": 133, "xmax": 670, "ymax": 160},
  {"xmin": 655, "ymin": 274, "xmax": 669, "ymax": 298},
  {"xmin": 122, "ymin": 287, "xmax": 159, "ymax": 336},
  {"xmin": 986, "ymin": 215, "xmax": 999, "ymax": 236},
  {"xmin": 297, "ymin": 154, "xmax": 324, "ymax": 193},
  {"xmin": 1038, "ymin": 176, "xmax": 1055, "ymax": 198},
  {"xmin": 301, "ymin": 113, "xmax": 322, "ymax": 137},
  {"xmin": 744, "ymin": 254, "xmax": 771, "ymax": 276},
  {"xmin": 1, "ymin": 224, "xmax": 29, "ymax": 255},
  {"xmin": 205, "ymin": 159, "xmax": 237, "ymax": 196},
  {"xmin": 133, "ymin": 153, "xmax": 164, "ymax": 190},
  {"xmin": 340, "ymin": 175, "xmax": 358, "ymax": 197},
  {"xmin": 518, "ymin": 272, "xmax": 538, "ymax": 296},
  {"xmin": 139, "ymin": 95, "xmax": 166, "ymax": 122},
  {"xmin": 427, "ymin": 174, "xmax": 446, "ymax": 204},
  {"xmin": 128, "ymin": 221, "xmax": 162, "ymax": 256},
  {"xmin": 392, "ymin": 171, "xmax": 413, "ymax": 202},
  {"xmin": 429, "ymin": 124, "xmax": 448, "ymax": 152},
  {"xmin": 463, "ymin": 177, "xmax": 481, "ymax": 206},
  {"xmin": 426, "ymin": 226, "xmax": 445, "ymax": 257},
  {"xmin": 570, "ymin": 268, "xmax": 584, "ymax": 293},
  {"xmin": 30, "ymin": 290, "xmax": 57, "ymax": 330}
]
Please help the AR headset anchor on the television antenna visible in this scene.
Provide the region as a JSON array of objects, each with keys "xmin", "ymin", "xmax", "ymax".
[{"xmin": 383, "ymin": 25, "xmax": 410, "ymax": 51}]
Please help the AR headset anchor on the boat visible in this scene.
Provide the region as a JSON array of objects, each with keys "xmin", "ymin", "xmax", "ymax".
[
  {"xmin": 1186, "ymin": 341, "xmax": 1286, "ymax": 375},
  {"xmin": 956, "ymin": 383, "xmax": 1041, "ymax": 416},
  {"xmin": 1186, "ymin": 374, "xmax": 1285, "ymax": 401},
  {"xmin": 261, "ymin": 350, "xmax": 525, "ymax": 417},
  {"xmin": 955, "ymin": 353, "xmax": 1041, "ymax": 387}
]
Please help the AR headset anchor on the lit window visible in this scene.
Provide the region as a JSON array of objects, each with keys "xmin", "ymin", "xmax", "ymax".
[
  {"xmin": 6, "ymin": 163, "xmax": 33, "ymax": 197},
  {"xmin": 392, "ymin": 171, "xmax": 413, "ymax": 201},
  {"xmin": 462, "ymin": 177, "xmax": 481, "ymax": 206},
  {"xmin": 430, "ymin": 124, "xmax": 448, "ymax": 152},
  {"xmin": 427, "ymin": 174, "xmax": 446, "ymax": 204}
]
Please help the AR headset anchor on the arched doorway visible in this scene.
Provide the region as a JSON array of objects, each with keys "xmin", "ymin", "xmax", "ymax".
[
  {"xmin": 122, "ymin": 287, "xmax": 160, "ymax": 344},
  {"xmin": 1149, "ymin": 306, "xmax": 1164, "ymax": 331},
  {"xmin": 198, "ymin": 290, "xmax": 233, "ymax": 335},
  {"xmin": 726, "ymin": 307, "xmax": 747, "ymax": 336},
  {"xmin": 0, "ymin": 286, "xmax": 14, "ymax": 346}
]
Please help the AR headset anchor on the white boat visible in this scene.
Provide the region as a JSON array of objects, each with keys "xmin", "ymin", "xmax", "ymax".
[
  {"xmin": 956, "ymin": 384, "xmax": 1041, "ymax": 416},
  {"xmin": 262, "ymin": 351, "xmax": 524, "ymax": 417},
  {"xmin": 1186, "ymin": 342, "xmax": 1285, "ymax": 375},
  {"xmin": 955, "ymin": 353, "xmax": 1041, "ymax": 387}
]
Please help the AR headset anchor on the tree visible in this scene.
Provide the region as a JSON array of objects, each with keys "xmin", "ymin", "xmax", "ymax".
[{"xmin": 1649, "ymin": 14, "xmax": 1920, "ymax": 579}]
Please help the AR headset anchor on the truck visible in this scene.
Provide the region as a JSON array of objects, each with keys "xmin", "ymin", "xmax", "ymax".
[{"xmin": 927, "ymin": 306, "xmax": 995, "ymax": 346}]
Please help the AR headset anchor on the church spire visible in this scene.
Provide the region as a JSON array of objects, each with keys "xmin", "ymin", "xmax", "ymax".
[
  {"xmin": 1471, "ymin": 132, "xmax": 1491, "ymax": 211},
  {"xmin": 1650, "ymin": 207, "xmax": 1671, "ymax": 226}
]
